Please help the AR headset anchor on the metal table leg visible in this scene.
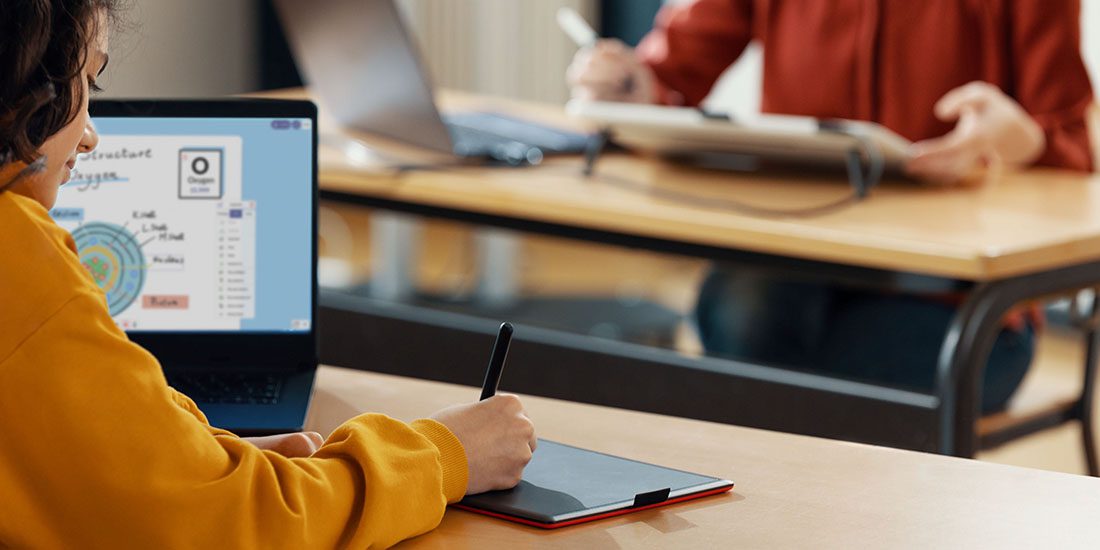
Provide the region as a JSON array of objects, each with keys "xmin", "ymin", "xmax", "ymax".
[
  {"xmin": 937, "ymin": 261, "xmax": 1100, "ymax": 458},
  {"xmin": 474, "ymin": 228, "xmax": 521, "ymax": 309},
  {"xmin": 369, "ymin": 212, "xmax": 420, "ymax": 302},
  {"xmin": 1080, "ymin": 327, "xmax": 1099, "ymax": 476}
]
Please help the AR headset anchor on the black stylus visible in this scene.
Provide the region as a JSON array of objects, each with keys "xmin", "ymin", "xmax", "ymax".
[{"xmin": 480, "ymin": 322, "xmax": 514, "ymax": 400}]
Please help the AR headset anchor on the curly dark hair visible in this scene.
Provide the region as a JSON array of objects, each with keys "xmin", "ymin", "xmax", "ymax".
[{"xmin": 0, "ymin": 0, "xmax": 118, "ymax": 168}]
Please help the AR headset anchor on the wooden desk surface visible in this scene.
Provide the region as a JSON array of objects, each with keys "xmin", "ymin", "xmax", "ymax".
[
  {"xmin": 307, "ymin": 366, "xmax": 1100, "ymax": 549},
  {"xmin": 268, "ymin": 87, "xmax": 1099, "ymax": 282}
]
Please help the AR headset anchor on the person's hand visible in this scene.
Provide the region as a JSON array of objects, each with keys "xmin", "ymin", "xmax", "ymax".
[
  {"xmin": 907, "ymin": 81, "xmax": 1045, "ymax": 183},
  {"xmin": 430, "ymin": 395, "xmax": 537, "ymax": 494},
  {"xmin": 567, "ymin": 39, "xmax": 657, "ymax": 104},
  {"xmin": 244, "ymin": 432, "xmax": 325, "ymax": 458}
]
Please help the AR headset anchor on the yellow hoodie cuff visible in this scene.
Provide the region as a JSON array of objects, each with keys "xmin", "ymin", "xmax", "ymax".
[{"xmin": 411, "ymin": 419, "xmax": 469, "ymax": 503}]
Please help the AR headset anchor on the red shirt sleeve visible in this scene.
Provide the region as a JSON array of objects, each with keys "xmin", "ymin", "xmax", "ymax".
[
  {"xmin": 1010, "ymin": 0, "xmax": 1094, "ymax": 171},
  {"xmin": 636, "ymin": 0, "xmax": 754, "ymax": 107}
]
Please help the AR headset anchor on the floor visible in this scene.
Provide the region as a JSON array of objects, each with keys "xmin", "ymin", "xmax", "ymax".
[{"xmin": 319, "ymin": 202, "xmax": 1095, "ymax": 477}]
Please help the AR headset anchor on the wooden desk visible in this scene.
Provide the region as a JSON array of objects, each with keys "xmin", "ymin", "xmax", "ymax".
[
  {"xmin": 317, "ymin": 91, "xmax": 1100, "ymax": 282},
  {"xmin": 250, "ymin": 86, "xmax": 1099, "ymax": 282},
  {"xmin": 307, "ymin": 366, "xmax": 1100, "ymax": 549},
  {"xmin": 263, "ymin": 88, "xmax": 1100, "ymax": 466}
]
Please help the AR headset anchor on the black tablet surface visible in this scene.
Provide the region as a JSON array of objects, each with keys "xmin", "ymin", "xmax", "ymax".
[{"xmin": 454, "ymin": 439, "xmax": 734, "ymax": 528}]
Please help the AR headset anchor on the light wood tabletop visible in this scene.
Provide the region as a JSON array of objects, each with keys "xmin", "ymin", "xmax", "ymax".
[
  {"xmin": 306, "ymin": 366, "xmax": 1100, "ymax": 549},
  {"xmin": 270, "ymin": 87, "xmax": 1100, "ymax": 282}
]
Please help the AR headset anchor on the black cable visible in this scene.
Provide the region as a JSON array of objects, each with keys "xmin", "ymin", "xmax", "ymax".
[
  {"xmin": 370, "ymin": 132, "xmax": 885, "ymax": 220},
  {"xmin": 845, "ymin": 132, "xmax": 886, "ymax": 200},
  {"xmin": 577, "ymin": 125, "xmax": 885, "ymax": 219},
  {"xmin": 583, "ymin": 167, "xmax": 865, "ymax": 219},
  {"xmin": 583, "ymin": 129, "xmax": 612, "ymax": 177}
]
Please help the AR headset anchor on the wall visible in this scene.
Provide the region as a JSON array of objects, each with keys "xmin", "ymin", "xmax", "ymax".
[
  {"xmin": 97, "ymin": 1, "xmax": 1098, "ymax": 112},
  {"xmin": 100, "ymin": 0, "xmax": 257, "ymax": 98},
  {"xmin": 1085, "ymin": 0, "xmax": 1100, "ymax": 92},
  {"xmin": 398, "ymin": 0, "xmax": 597, "ymax": 104}
]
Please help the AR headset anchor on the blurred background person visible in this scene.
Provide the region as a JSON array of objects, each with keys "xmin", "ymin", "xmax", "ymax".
[{"xmin": 567, "ymin": 0, "xmax": 1095, "ymax": 412}]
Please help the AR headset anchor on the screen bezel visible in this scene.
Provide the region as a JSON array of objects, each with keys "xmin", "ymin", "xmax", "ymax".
[{"xmin": 87, "ymin": 98, "xmax": 319, "ymax": 367}]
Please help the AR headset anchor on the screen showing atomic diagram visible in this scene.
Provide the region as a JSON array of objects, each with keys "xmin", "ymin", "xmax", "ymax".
[{"xmin": 50, "ymin": 117, "xmax": 313, "ymax": 333}]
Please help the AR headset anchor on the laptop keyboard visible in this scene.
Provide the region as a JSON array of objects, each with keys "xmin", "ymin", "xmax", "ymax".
[
  {"xmin": 443, "ymin": 112, "xmax": 592, "ymax": 165},
  {"xmin": 167, "ymin": 372, "xmax": 283, "ymax": 405},
  {"xmin": 446, "ymin": 123, "xmax": 542, "ymax": 165}
]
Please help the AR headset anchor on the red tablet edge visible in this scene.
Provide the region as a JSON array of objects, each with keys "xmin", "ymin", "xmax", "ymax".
[{"xmin": 451, "ymin": 483, "xmax": 734, "ymax": 529}]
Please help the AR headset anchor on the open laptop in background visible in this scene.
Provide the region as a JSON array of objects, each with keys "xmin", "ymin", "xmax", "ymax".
[
  {"xmin": 274, "ymin": 0, "xmax": 591, "ymax": 166},
  {"xmin": 50, "ymin": 99, "xmax": 319, "ymax": 435}
]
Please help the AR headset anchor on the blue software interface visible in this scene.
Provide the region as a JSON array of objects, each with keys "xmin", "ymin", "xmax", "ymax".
[{"xmin": 50, "ymin": 116, "xmax": 313, "ymax": 333}]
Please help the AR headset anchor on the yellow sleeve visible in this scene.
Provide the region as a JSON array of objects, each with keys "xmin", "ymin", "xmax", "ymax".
[
  {"xmin": 0, "ymin": 290, "xmax": 468, "ymax": 549},
  {"xmin": 167, "ymin": 386, "xmax": 241, "ymax": 439}
]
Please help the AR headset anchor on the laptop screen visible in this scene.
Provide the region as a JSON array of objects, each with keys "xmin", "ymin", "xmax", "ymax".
[{"xmin": 50, "ymin": 114, "xmax": 314, "ymax": 333}]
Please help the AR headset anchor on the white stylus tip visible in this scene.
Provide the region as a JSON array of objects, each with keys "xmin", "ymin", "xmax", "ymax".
[{"xmin": 557, "ymin": 7, "xmax": 598, "ymax": 48}]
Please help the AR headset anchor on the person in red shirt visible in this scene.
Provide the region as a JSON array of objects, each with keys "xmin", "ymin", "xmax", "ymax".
[{"xmin": 568, "ymin": 0, "xmax": 1095, "ymax": 412}]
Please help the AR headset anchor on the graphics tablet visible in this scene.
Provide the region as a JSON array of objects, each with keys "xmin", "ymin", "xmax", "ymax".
[
  {"xmin": 454, "ymin": 439, "xmax": 734, "ymax": 528},
  {"xmin": 567, "ymin": 99, "xmax": 913, "ymax": 172}
]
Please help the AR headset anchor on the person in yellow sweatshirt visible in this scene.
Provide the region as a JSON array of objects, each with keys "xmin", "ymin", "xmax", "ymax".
[{"xmin": 0, "ymin": 2, "xmax": 537, "ymax": 548}]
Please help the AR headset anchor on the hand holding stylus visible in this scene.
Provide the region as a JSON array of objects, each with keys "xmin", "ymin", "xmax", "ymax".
[
  {"xmin": 560, "ymin": 7, "xmax": 657, "ymax": 104},
  {"xmin": 432, "ymin": 395, "xmax": 536, "ymax": 494},
  {"xmin": 430, "ymin": 323, "xmax": 536, "ymax": 494}
]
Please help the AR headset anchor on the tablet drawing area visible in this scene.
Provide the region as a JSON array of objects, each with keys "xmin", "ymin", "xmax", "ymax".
[{"xmin": 455, "ymin": 439, "xmax": 734, "ymax": 528}]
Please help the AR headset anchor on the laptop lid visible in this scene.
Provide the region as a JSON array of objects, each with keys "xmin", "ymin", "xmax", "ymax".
[
  {"xmin": 51, "ymin": 99, "xmax": 319, "ymax": 368},
  {"xmin": 274, "ymin": 0, "xmax": 455, "ymax": 154}
]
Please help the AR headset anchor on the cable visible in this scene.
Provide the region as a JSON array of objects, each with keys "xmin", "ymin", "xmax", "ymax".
[
  {"xmin": 580, "ymin": 129, "xmax": 885, "ymax": 219},
  {"xmin": 844, "ymin": 131, "xmax": 886, "ymax": 200},
  {"xmin": 352, "ymin": 130, "xmax": 886, "ymax": 220},
  {"xmin": 585, "ymin": 167, "xmax": 864, "ymax": 219}
]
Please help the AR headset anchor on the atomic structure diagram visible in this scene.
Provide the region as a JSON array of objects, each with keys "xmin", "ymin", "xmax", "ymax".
[{"xmin": 72, "ymin": 221, "xmax": 147, "ymax": 315}]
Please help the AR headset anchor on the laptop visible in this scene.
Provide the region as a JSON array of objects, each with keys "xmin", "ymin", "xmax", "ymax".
[
  {"xmin": 273, "ymin": 0, "xmax": 590, "ymax": 166},
  {"xmin": 50, "ymin": 99, "xmax": 319, "ymax": 435}
]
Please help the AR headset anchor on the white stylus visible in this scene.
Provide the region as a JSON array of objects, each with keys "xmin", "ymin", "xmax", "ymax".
[{"xmin": 557, "ymin": 7, "xmax": 598, "ymax": 48}]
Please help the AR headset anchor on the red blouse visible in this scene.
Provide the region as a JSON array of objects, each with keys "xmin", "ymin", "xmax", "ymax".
[{"xmin": 637, "ymin": 0, "xmax": 1095, "ymax": 171}]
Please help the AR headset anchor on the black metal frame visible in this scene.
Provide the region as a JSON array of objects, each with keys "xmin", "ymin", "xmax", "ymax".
[
  {"xmin": 320, "ymin": 289, "xmax": 943, "ymax": 451},
  {"xmin": 319, "ymin": 183, "xmax": 1100, "ymax": 473},
  {"xmin": 936, "ymin": 268, "xmax": 1100, "ymax": 471},
  {"xmin": 1081, "ymin": 327, "xmax": 1100, "ymax": 476}
]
